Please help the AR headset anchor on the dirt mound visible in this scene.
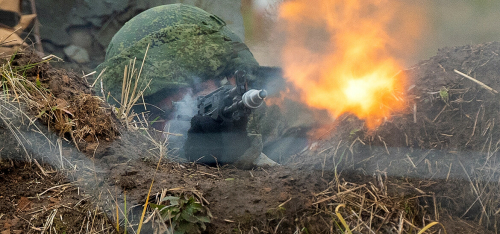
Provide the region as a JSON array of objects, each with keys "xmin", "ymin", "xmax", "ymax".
[
  {"xmin": 7, "ymin": 51, "xmax": 119, "ymax": 151},
  {"xmin": 399, "ymin": 41, "xmax": 500, "ymax": 151},
  {"xmin": 294, "ymin": 42, "xmax": 500, "ymax": 229},
  {"xmin": 297, "ymin": 42, "xmax": 500, "ymax": 165}
]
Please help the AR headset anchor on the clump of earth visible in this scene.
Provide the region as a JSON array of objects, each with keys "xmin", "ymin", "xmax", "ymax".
[{"xmin": 2, "ymin": 41, "xmax": 500, "ymax": 233}]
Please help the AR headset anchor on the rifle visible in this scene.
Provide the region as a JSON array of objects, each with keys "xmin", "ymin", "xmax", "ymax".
[{"xmin": 196, "ymin": 70, "xmax": 267, "ymax": 123}]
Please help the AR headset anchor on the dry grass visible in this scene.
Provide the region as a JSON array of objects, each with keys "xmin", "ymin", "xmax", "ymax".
[
  {"xmin": 292, "ymin": 123, "xmax": 500, "ymax": 233},
  {"xmin": 30, "ymin": 187, "xmax": 116, "ymax": 234},
  {"xmin": 1, "ymin": 50, "xmax": 119, "ymax": 156},
  {"xmin": 105, "ymin": 44, "xmax": 152, "ymax": 130},
  {"xmin": 0, "ymin": 160, "xmax": 116, "ymax": 234},
  {"xmin": 0, "ymin": 52, "xmax": 51, "ymax": 161},
  {"xmin": 312, "ymin": 173, "xmax": 437, "ymax": 233},
  {"xmin": 0, "ymin": 95, "xmax": 33, "ymax": 160},
  {"xmin": 1, "ymin": 51, "xmax": 93, "ymax": 153}
]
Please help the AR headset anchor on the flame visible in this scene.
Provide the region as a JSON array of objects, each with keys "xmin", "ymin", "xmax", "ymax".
[{"xmin": 278, "ymin": 0, "xmax": 423, "ymax": 129}]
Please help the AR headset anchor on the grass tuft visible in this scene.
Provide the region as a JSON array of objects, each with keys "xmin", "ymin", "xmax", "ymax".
[
  {"xmin": 0, "ymin": 53, "xmax": 53, "ymax": 161},
  {"xmin": 114, "ymin": 44, "xmax": 152, "ymax": 129}
]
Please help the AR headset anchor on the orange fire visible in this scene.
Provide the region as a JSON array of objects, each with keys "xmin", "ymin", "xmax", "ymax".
[{"xmin": 277, "ymin": 0, "xmax": 423, "ymax": 129}]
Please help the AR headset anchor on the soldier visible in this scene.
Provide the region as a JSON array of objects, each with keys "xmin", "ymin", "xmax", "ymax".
[{"xmin": 95, "ymin": 4, "xmax": 281, "ymax": 169}]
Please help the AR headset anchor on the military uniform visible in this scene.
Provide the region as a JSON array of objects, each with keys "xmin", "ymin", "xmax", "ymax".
[{"xmin": 96, "ymin": 4, "xmax": 278, "ymax": 168}]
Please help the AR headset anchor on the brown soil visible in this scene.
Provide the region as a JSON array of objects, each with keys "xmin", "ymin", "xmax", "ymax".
[
  {"xmin": 9, "ymin": 51, "xmax": 119, "ymax": 151},
  {"xmin": 0, "ymin": 161, "xmax": 104, "ymax": 234},
  {"xmin": 3, "ymin": 42, "xmax": 500, "ymax": 233}
]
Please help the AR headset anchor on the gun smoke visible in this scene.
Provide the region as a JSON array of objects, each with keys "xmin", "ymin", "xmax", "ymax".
[{"xmin": 163, "ymin": 90, "xmax": 198, "ymax": 156}]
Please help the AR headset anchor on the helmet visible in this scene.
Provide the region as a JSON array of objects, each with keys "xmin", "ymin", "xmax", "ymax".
[{"xmin": 95, "ymin": 4, "xmax": 259, "ymax": 102}]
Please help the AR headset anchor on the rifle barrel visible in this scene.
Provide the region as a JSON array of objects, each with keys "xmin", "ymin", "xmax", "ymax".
[{"xmin": 242, "ymin": 89, "xmax": 267, "ymax": 109}]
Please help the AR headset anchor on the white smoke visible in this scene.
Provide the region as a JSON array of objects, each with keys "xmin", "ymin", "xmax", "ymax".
[{"xmin": 163, "ymin": 90, "xmax": 198, "ymax": 156}]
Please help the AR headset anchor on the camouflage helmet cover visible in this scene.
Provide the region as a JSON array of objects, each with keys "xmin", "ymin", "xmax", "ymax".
[{"xmin": 95, "ymin": 3, "xmax": 259, "ymax": 101}]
